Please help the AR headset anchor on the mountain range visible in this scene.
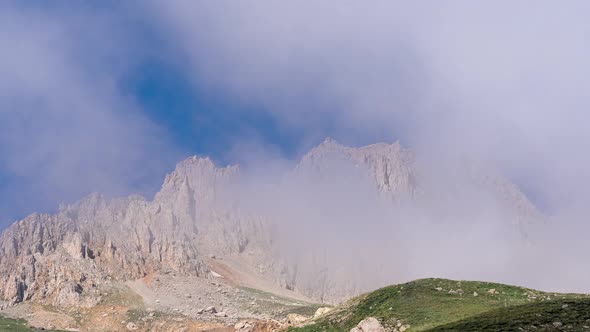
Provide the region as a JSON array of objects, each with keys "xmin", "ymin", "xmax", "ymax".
[{"xmin": 0, "ymin": 139, "xmax": 542, "ymax": 311}]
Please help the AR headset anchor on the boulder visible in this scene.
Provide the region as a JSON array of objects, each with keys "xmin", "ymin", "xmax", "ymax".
[
  {"xmin": 234, "ymin": 320, "xmax": 256, "ymax": 332},
  {"xmin": 286, "ymin": 313, "xmax": 308, "ymax": 325},
  {"xmin": 350, "ymin": 317, "xmax": 385, "ymax": 332},
  {"xmin": 126, "ymin": 322, "xmax": 138, "ymax": 331},
  {"xmin": 314, "ymin": 307, "xmax": 332, "ymax": 317}
]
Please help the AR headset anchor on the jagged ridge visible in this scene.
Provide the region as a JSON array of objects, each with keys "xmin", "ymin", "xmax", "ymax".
[{"xmin": 0, "ymin": 140, "xmax": 542, "ymax": 307}]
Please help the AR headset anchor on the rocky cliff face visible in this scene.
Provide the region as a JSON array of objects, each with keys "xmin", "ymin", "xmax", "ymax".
[
  {"xmin": 0, "ymin": 140, "xmax": 542, "ymax": 307},
  {"xmin": 0, "ymin": 157, "xmax": 271, "ymax": 307},
  {"xmin": 297, "ymin": 138, "xmax": 539, "ymax": 226},
  {"xmin": 297, "ymin": 138, "xmax": 418, "ymax": 200}
]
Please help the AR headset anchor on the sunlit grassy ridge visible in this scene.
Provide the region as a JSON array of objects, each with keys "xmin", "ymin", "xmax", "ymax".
[{"xmin": 290, "ymin": 278, "xmax": 589, "ymax": 332}]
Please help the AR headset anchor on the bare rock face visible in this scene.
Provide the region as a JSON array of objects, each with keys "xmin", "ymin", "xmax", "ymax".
[
  {"xmin": 0, "ymin": 157, "xmax": 271, "ymax": 307},
  {"xmin": 297, "ymin": 138, "xmax": 417, "ymax": 201},
  {"xmin": 0, "ymin": 140, "xmax": 542, "ymax": 307},
  {"xmin": 297, "ymin": 138, "xmax": 539, "ymax": 224}
]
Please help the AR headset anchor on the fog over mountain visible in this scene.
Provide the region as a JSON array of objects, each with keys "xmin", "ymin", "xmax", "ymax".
[
  {"xmin": 1, "ymin": 138, "xmax": 587, "ymax": 312},
  {"xmin": 1, "ymin": 1, "xmax": 590, "ymax": 319},
  {"xmin": 148, "ymin": 1, "xmax": 590, "ymax": 214}
]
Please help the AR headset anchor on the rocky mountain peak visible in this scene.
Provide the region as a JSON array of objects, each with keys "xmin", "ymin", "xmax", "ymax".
[
  {"xmin": 0, "ymin": 140, "xmax": 544, "ymax": 307},
  {"xmin": 160, "ymin": 156, "xmax": 238, "ymax": 196},
  {"xmin": 298, "ymin": 139, "xmax": 416, "ymax": 200}
]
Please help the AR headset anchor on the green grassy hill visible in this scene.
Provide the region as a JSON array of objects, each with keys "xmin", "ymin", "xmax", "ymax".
[
  {"xmin": 0, "ymin": 315, "xmax": 66, "ymax": 332},
  {"xmin": 428, "ymin": 298, "xmax": 590, "ymax": 331},
  {"xmin": 290, "ymin": 278, "xmax": 590, "ymax": 332},
  {"xmin": 0, "ymin": 316, "xmax": 33, "ymax": 332}
]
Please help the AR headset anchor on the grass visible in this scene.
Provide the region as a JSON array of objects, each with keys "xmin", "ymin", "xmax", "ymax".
[
  {"xmin": 0, "ymin": 315, "xmax": 66, "ymax": 332},
  {"xmin": 0, "ymin": 316, "xmax": 33, "ymax": 332},
  {"xmin": 290, "ymin": 278, "xmax": 588, "ymax": 332},
  {"xmin": 427, "ymin": 298, "xmax": 590, "ymax": 331}
]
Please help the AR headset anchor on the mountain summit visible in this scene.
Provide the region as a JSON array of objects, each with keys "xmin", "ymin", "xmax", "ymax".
[{"xmin": 0, "ymin": 140, "xmax": 541, "ymax": 308}]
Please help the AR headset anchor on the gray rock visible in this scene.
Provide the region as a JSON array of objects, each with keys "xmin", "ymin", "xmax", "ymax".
[
  {"xmin": 0, "ymin": 140, "xmax": 542, "ymax": 306},
  {"xmin": 126, "ymin": 322, "xmax": 138, "ymax": 331},
  {"xmin": 350, "ymin": 317, "xmax": 385, "ymax": 332}
]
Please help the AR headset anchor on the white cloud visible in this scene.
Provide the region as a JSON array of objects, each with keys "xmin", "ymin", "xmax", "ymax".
[
  {"xmin": 2, "ymin": 1, "xmax": 590, "ymax": 294},
  {"xmin": 148, "ymin": 0, "xmax": 590, "ymax": 212},
  {"xmin": 0, "ymin": 3, "xmax": 180, "ymax": 225},
  {"xmin": 131, "ymin": 1, "xmax": 590, "ymax": 293}
]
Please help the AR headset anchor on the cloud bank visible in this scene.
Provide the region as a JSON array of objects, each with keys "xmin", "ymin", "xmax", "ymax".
[
  {"xmin": 2, "ymin": 1, "xmax": 590, "ymax": 294},
  {"xmin": 0, "ymin": 3, "xmax": 180, "ymax": 227},
  {"xmin": 140, "ymin": 1, "xmax": 590, "ymax": 293},
  {"xmin": 148, "ymin": 0, "xmax": 590, "ymax": 214},
  {"xmin": 4, "ymin": 1, "xmax": 589, "ymax": 222}
]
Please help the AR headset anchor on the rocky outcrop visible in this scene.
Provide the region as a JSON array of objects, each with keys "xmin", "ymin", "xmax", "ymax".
[
  {"xmin": 314, "ymin": 307, "xmax": 332, "ymax": 317},
  {"xmin": 0, "ymin": 140, "xmax": 542, "ymax": 307},
  {"xmin": 286, "ymin": 313, "xmax": 308, "ymax": 326},
  {"xmin": 297, "ymin": 138, "xmax": 539, "ymax": 224},
  {"xmin": 297, "ymin": 138, "xmax": 417, "ymax": 201},
  {"xmin": 0, "ymin": 157, "xmax": 271, "ymax": 307}
]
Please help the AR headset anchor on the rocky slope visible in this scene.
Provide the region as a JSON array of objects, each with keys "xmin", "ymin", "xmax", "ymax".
[
  {"xmin": 0, "ymin": 139, "xmax": 542, "ymax": 308},
  {"xmin": 0, "ymin": 157, "xmax": 272, "ymax": 308}
]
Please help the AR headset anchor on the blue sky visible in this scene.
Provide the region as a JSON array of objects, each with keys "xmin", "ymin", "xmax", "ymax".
[
  {"xmin": 127, "ymin": 59, "xmax": 299, "ymax": 164},
  {"xmin": 2, "ymin": 1, "xmax": 590, "ymax": 228},
  {"xmin": 0, "ymin": 1, "xmax": 343, "ymax": 227}
]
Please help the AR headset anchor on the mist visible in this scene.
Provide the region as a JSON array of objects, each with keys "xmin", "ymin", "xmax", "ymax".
[
  {"xmin": 0, "ymin": 2, "xmax": 182, "ymax": 227},
  {"xmin": 220, "ymin": 140, "xmax": 588, "ymax": 301},
  {"xmin": 148, "ymin": 1, "xmax": 590, "ymax": 214},
  {"xmin": 2, "ymin": 1, "xmax": 590, "ymax": 298},
  {"xmin": 141, "ymin": 1, "xmax": 590, "ymax": 295}
]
